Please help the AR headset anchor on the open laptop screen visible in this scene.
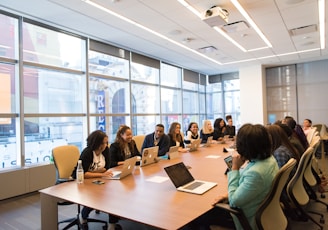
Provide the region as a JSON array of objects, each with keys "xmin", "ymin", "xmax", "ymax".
[{"xmin": 164, "ymin": 162, "xmax": 194, "ymax": 188}]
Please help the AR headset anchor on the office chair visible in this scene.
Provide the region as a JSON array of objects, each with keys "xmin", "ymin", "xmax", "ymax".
[
  {"xmin": 304, "ymin": 136, "xmax": 328, "ymax": 209},
  {"xmin": 215, "ymin": 158, "xmax": 297, "ymax": 230},
  {"xmin": 132, "ymin": 135, "xmax": 145, "ymax": 153},
  {"xmin": 306, "ymin": 127, "xmax": 317, "ymax": 146},
  {"xmin": 52, "ymin": 145, "xmax": 107, "ymax": 230},
  {"xmin": 286, "ymin": 147, "xmax": 324, "ymax": 230}
]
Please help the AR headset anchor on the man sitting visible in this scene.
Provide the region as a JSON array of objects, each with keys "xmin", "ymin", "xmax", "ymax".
[{"xmin": 141, "ymin": 124, "xmax": 170, "ymax": 156}]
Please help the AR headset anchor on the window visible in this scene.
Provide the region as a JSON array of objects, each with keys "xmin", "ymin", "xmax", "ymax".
[
  {"xmin": 0, "ymin": 10, "xmax": 242, "ymax": 171},
  {"xmin": 207, "ymin": 73, "xmax": 240, "ymax": 129},
  {"xmin": 23, "ymin": 22, "xmax": 85, "ymax": 71},
  {"xmin": 266, "ymin": 65, "xmax": 297, "ymax": 124},
  {"xmin": 0, "ymin": 14, "xmax": 18, "ymax": 59}
]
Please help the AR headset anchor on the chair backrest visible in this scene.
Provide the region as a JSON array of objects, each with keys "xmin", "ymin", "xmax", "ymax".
[
  {"xmin": 132, "ymin": 135, "xmax": 145, "ymax": 153},
  {"xmin": 256, "ymin": 158, "xmax": 297, "ymax": 230},
  {"xmin": 310, "ymin": 133, "xmax": 320, "ymax": 148},
  {"xmin": 286, "ymin": 147, "xmax": 314, "ymax": 206},
  {"xmin": 52, "ymin": 145, "xmax": 80, "ymax": 180},
  {"xmin": 306, "ymin": 127, "xmax": 317, "ymax": 145},
  {"xmin": 313, "ymin": 124, "xmax": 322, "ymax": 134},
  {"xmin": 304, "ymin": 136, "xmax": 320, "ymax": 187},
  {"xmin": 320, "ymin": 124, "xmax": 328, "ymax": 139}
]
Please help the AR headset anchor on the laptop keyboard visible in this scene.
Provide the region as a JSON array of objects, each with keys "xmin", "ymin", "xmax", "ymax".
[{"xmin": 183, "ymin": 181, "xmax": 204, "ymax": 190}]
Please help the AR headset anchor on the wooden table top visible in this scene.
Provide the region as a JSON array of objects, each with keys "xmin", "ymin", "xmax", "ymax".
[{"xmin": 40, "ymin": 142, "xmax": 232, "ymax": 229}]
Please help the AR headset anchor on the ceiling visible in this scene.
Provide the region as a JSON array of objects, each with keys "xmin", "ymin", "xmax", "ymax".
[{"xmin": 0, "ymin": 0, "xmax": 327, "ymax": 75}]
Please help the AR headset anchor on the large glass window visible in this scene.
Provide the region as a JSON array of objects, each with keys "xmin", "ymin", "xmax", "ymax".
[
  {"xmin": 131, "ymin": 83, "xmax": 160, "ymax": 114},
  {"xmin": 89, "ymin": 50, "xmax": 129, "ymax": 79},
  {"xmin": 132, "ymin": 115, "xmax": 160, "ymax": 136},
  {"xmin": 0, "ymin": 14, "xmax": 18, "ymax": 59},
  {"xmin": 23, "ymin": 22, "xmax": 86, "ymax": 71},
  {"xmin": 24, "ymin": 116, "xmax": 84, "ymax": 165},
  {"xmin": 89, "ymin": 77, "xmax": 130, "ymax": 114},
  {"xmin": 0, "ymin": 63, "xmax": 16, "ymax": 113},
  {"xmin": 161, "ymin": 88, "xmax": 181, "ymax": 114},
  {"xmin": 207, "ymin": 73, "xmax": 240, "ymax": 129},
  {"xmin": 23, "ymin": 67, "xmax": 84, "ymax": 113},
  {"xmin": 90, "ymin": 115, "xmax": 130, "ymax": 143},
  {"xmin": 131, "ymin": 62, "xmax": 159, "ymax": 84},
  {"xmin": 0, "ymin": 10, "xmax": 242, "ymax": 172},
  {"xmin": 160, "ymin": 63, "xmax": 181, "ymax": 87}
]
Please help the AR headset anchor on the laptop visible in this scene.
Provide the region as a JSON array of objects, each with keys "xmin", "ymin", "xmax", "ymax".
[
  {"xmin": 168, "ymin": 146, "xmax": 179, "ymax": 159},
  {"xmin": 164, "ymin": 162, "xmax": 217, "ymax": 195},
  {"xmin": 200, "ymin": 136, "xmax": 213, "ymax": 147},
  {"xmin": 188, "ymin": 139, "xmax": 201, "ymax": 152},
  {"xmin": 103, "ymin": 156, "xmax": 137, "ymax": 180},
  {"xmin": 140, "ymin": 146, "xmax": 159, "ymax": 167}
]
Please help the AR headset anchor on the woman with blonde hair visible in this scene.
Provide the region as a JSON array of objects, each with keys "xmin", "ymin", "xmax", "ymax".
[{"xmin": 200, "ymin": 120, "xmax": 214, "ymax": 143}]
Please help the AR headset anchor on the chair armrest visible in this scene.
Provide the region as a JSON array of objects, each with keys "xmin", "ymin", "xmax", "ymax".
[{"xmin": 215, "ymin": 203, "xmax": 252, "ymax": 230}]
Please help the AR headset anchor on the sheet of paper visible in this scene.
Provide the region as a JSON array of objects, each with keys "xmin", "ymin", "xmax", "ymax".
[
  {"xmin": 205, "ymin": 155, "xmax": 221, "ymax": 159},
  {"xmin": 146, "ymin": 176, "xmax": 169, "ymax": 183}
]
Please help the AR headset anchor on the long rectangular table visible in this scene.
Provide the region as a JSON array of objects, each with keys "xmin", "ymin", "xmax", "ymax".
[{"xmin": 40, "ymin": 143, "xmax": 232, "ymax": 230}]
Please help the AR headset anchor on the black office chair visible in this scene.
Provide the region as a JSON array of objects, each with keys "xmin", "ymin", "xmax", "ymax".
[
  {"xmin": 52, "ymin": 145, "xmax": 107, "ymax": 230},
  {"xmin": 215, "ymin": 158, "xmax": 297, "ymax": 230}
]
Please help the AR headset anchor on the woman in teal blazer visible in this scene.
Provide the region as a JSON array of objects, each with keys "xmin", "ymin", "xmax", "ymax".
[{"xmin": 188, "ymin": 123, "xmax": 279, "ymax": 230}]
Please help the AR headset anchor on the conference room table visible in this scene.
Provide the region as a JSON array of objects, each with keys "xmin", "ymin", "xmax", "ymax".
[{"xmin": 40, "ymin": 141, "xmax": 234, "ymax": 230}]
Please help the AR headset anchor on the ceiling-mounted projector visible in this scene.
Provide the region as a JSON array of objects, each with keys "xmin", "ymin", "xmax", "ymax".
[{"xmin": 202, "ymin": 6, "xmax": 229, "ymax": 27}]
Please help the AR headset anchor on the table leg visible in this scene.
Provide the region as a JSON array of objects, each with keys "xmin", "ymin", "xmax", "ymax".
[{"xmin": 40, "ymin": 193, "xmax": 59, "ymax": 230}]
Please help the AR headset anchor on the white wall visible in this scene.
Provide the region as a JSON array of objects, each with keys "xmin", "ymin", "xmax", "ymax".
[{"xmin": 239, "ymin": 65, "xmax": 267, "ymax": 125}]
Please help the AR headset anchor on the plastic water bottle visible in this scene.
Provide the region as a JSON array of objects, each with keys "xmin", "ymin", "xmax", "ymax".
[{"xmin": 76, "ymin": 160, "xmax": 84, "ymax": 184}]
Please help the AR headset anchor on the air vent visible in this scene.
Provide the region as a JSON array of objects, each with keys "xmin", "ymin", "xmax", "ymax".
[
  {"xmin": 198, "ymin": 46, "xmax": 217, "ymax": 53},
  {"xmin": 290, "ymin": 24, "xmax": 317, "ymax": 36},
  {"xmin": 222, "ymin": 21, "xmax": 249, "ymax": 33}
]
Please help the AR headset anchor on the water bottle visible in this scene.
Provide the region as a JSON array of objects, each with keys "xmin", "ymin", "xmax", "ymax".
[{"xmin": 76, "ymin": 160, "xmax": 84, "ymax": 184}]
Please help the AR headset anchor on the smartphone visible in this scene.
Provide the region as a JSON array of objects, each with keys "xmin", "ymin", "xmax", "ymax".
[
  {"xmin": 92, "ymin": 180, "xmax": 105, "ymax": 185},
  {"xmin": 224, "ymin": 155, "xmax": 233, "ymax": 170}
]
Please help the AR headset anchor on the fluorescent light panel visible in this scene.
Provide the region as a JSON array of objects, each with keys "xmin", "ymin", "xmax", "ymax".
[{"xmin": 230, "ymin": 0, "xmax": 272, "ymax": 48}]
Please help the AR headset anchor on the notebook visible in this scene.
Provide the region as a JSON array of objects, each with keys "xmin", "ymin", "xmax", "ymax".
[
  {"xmin": 103, "ymin": 156, "xmax": 137, "ymax": 180},
  {"xmin": 200, "ymin": 136, "xmax": 213, "ymax": 147},
  {"xmin": 140, "ymin": 146, "xmax": 159, "ymax": 167},
  {"xmin": 164, "ymin": 162, "xmax": 217, "ymax": 195},
  {"xmin": 188, "ymin": 139, "xmax": 201, "ymax": 152},
  {"xmin": 168, "ymin": 146, "xmax": 179, "ymax": 159}
]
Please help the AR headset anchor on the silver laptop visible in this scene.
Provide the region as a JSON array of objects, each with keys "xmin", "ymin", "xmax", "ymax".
[
  {"xmin": 140, "ymin": 146, "xmax": 159, "ymax": 167},
  {"xmin": 200, "ymin": 136, "xmax": 213, "ymax": 147},
  {"xmin": 164, "ymin": 162, "xmax": 217, "ymax": 195},
  {"xmin": 168, "ymin": 146, "xmax": 179, "ymax": 159},
  {"xmin": 103, "ymin": 156, "xmax": 137, "ymax": 180},
  {"xmin": 189, "ymin": 139, "xmax": 201, "ymax": 152}
]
